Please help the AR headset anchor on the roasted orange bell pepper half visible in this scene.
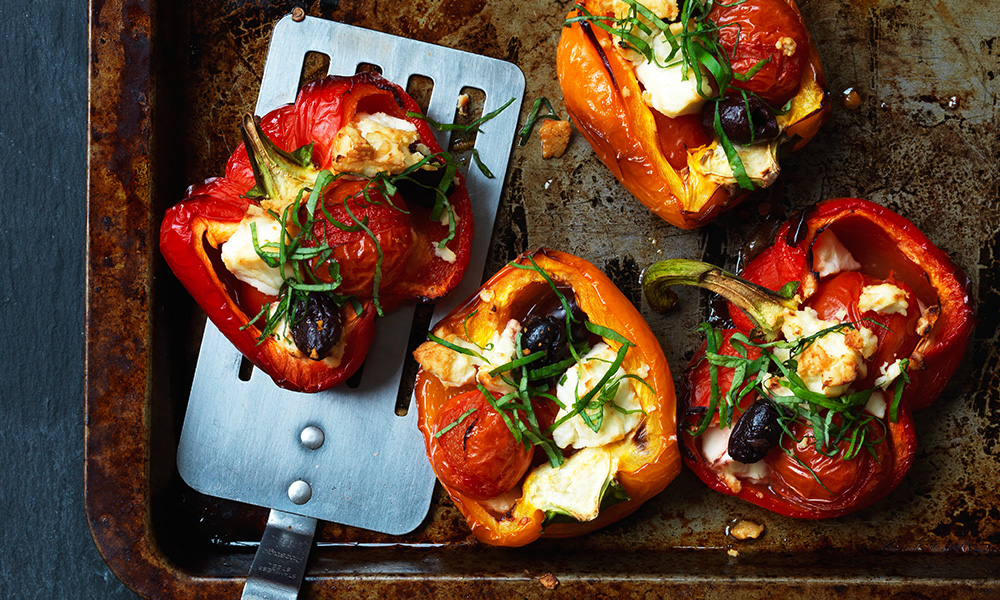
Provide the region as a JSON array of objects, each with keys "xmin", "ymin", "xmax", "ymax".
[
  {"xmin": 557, "ymin": 0, "xmax": 830, "ymax": 228},
  {"xmin": 413, "ymin": 249, "xmax": 680, "ymax": 545}
]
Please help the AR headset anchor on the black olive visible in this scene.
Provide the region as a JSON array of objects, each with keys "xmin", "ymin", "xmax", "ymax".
[
  {"xmin": 290, "ymin": 293, "xmax": 343, "ymax": 360},
  {"xmin": 522, "ymin": 315, "xmax": 568, "ymax": 370},
  {"xmin": 392, "ymin": 166, "xmax": 453, "ymax": 210},
  {"xmin": 548, "ymin": 296, "xmax": 589, "ymax": 344},
  {"xmin": 727, "ymin": 398, "xmax": 784, "ymax": 463},
  {"xmin": 701, "ymin": 95, "xmax": 780, "ymax": 145}
]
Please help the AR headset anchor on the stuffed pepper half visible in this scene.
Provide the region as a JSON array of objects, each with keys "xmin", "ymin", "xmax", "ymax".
[
  {"xmin": 558, "ymin": 0, "xmax": 830, "ymax": 228},
  {"xmin": 642, "ymin": 198, "xmax": 974, "ymax": 517},
  {"xmin": 160, "ymin": 73, "xmax": 474, "ymax": 392},
  {"xmin": 413, "ymin": 249, "xmax": 681, "ymax": 545}
]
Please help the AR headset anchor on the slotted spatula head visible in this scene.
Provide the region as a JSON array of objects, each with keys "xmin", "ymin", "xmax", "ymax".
[{"xmin": 177, "ymin": 14, "xmax": 525, "ymax": 535}]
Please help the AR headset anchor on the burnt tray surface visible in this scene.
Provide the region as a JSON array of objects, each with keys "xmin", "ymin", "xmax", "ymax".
[{"xmin": 86, "ymin": 0, "xmax": 1000, "ymax": 598}]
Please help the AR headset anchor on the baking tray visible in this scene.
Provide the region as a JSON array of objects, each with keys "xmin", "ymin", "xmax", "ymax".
[{"xmin": 85, "ymin": 0, "xmax": 1000, "ymax": 598}]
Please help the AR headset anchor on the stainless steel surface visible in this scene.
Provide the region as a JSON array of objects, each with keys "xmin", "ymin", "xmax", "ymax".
[
  {"xmin": 176, "ymin": 15, "xmax": 526, "ymax": 536},
  {"xmin": 241, "ymin": 510, "xmax": 318, "ymax": 600}
]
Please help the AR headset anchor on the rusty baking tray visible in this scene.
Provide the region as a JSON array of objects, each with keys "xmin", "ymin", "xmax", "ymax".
[{"xmin": 86, "ymin": 0, "xmax": 1000, "ymax": 598}]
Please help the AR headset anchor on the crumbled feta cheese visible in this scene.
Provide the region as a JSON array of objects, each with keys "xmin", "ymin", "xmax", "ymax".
[
  {"xmin": 780, "ymin": 308, "xmax": 877, "ymax": 397},
  {"xmin": 330, "ymin": 112, "xmax": 425, "ymax": 177},
  {"xmin": 434, "ymin": 243, "xmax": 457, "ymax": 264},
  {"xmin": 775, "ymin": 36, "xmax": 797, "ymax": 56},
  {"xmin": 812, "ymin": 230, "xmax": 861, "ymax": 278},
  {"xmin": 411, "ymin": 320, "xmax": 522, "ymax": 393},
  {"xmin": 221, "ymin": 214, "xmax": 290, "ymax": 296},
  {"xmin": 522, "ymin": 446, "xmax": 618, "ymax": 523},
  {"xmin": 634, "ymin": 32, "xmax": 713, "ymax": 118},
  {"xmin": 864, "ymin": 390, "xmax": 887, "ymax": 419},
  {"xmin": 858, "ymin": 283, "xmax": 909, "ymax": 316},
  {"xmin": 552, "ymin": 343, "xmax": 643, "ymax": 449},
  {"xmin": 873, "ymin": 359, "xmax": 905, "ymax": 390},
  {"xmin": 412, "ymin": 334, "xmax": 482, "ymax": 387}
]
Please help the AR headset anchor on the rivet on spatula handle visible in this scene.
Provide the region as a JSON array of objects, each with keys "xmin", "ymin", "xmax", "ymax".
[{"xmin": 242, "ymin": 509, "xmax": 318, "ymax": 600}]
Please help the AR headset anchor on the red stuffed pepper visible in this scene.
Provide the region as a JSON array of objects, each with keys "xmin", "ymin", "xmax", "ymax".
[
  {"xmin": 160, "ymin": 73, "xmax": 474, "ymax": 392},
  {"xmin": 557, "ymin": 0, "xmax": 830, "ymax": 228},
  {"xmin": 413, "ymin": 250, "xmax": 681, "ymax": 545},
  {"xmin": 642, "ymin": 198, "xmax": 974, "ymax": 517}
]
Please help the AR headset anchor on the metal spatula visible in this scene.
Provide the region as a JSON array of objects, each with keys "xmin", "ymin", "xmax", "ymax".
[{"xmin": 176, "ymin": 14, "xmax": 524, "ymax": 600}]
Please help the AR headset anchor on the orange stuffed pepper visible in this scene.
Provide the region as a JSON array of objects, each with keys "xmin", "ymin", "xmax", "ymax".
[
  {"xmin": 412, "ymin": 249, "xmax": 680, "ymax": 546},
  {"xmin": 557, "ymin": 0, "xmax": 830, "ymax": 228}
]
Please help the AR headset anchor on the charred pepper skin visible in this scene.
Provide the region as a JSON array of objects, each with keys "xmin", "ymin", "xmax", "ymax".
[
  {"xmin": 556, "ymin": 0, "xmax": 830, "ymax": 229},
  {"xmin": 159, "ymin": 73, "xmax": 474, "ymax": 392},
  {"xmin": 682, "ymin": 198, "xmax": 974, "ymax": 518},
  {"xmin": 415, "ymin": 249, "xmax": 681, "ymax": 546}
]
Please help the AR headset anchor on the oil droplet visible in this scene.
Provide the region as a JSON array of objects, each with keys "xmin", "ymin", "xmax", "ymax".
[{"xmin": 842, "ymin": 87, "xmax": 862, "ymax": 110}]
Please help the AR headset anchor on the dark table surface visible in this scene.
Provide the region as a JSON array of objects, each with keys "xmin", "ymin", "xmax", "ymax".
[{"xmin": 0, "ymin": 0, "xmax": 137, "ymax": 597}]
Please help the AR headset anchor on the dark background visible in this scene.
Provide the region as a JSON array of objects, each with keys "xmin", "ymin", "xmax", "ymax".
[{"xmin": 0, "ymin": 1, "xmax": 137, "ymax": 597}]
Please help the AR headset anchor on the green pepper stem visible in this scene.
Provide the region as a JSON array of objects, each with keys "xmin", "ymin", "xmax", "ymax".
[
  {"xmin": 641, "ymin": 259, "xmax": 799, "ymax": 341},
  {"xmin": 240, "ymin": 113, "xmax": 319, "ymax": 208}
]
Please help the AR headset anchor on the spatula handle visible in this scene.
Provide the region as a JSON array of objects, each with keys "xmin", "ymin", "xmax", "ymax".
[{"xmin": 242, "ymin": 509, "xmax": 318, "ymax": 600}]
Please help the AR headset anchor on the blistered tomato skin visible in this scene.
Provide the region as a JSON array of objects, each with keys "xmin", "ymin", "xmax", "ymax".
[
  {"xmin": 159, "ymin": 72, "xmax": 474, "ymax": 392},
  {"xmin": 710, "ymin": 0, "xmax": 809, "ymax": 105},
  {"xmin": 429, "ymin": 390, "xmax": 534, "ymax": 501},
  {"xmin": 681, "ymin": 198, "xmax": 974, "ymax": 518}
]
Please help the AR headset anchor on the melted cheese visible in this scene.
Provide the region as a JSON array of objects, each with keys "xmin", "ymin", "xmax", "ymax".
[
  {"xmin": 634, "ymin": 29, "xmax": 713, "ymax": 118},
  {"xmin": 779, "ymin": 308, "xmax": 877, "ymax": 397},
  {"xmin": 220, "ymin": 214, "xmax": 290, "ymax": 296},
  {"xmin": 858, "ymin": 283, "xmax": 909, "ymax": 316},
  {"xmin": 329, "ymin": 112, "xmax": 426, "ymax": 178},
  {"xmin": 812, "ymin": 230, "xmax": 861, "ymax": 278},
  {"xmin": 552, "ymin": 343, "xmax": 643, "ymax": 449},
  {"xmin": 522, "ymin": 446, "xmax": 618, "ymax": 522},
  {"xmin": 699, "ymin": 140, "xmax": 781, "ymax": 188}
]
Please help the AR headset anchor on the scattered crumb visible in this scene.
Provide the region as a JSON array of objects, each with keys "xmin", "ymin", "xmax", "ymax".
[
  {"xmin": 538, "ymin": 573, "xmax": 559, "ymax": 589},
  {"xmin": 842, "ymin": 87, "xmax": 862, "ymax": 110},
  {"xmin": 457, "ymin": 93, "xmax": 470, "ymax": 116},
  {"xmin": 730, "ymin": 519, "xmax": 765, "ymax": 540},
  {"xmin": 775, "ymin": 36, "xmax": 797, "ymax": 56},
  {"xmin": 539, "ymin": 120, "xmax": 572, "ymax": 159},
  {"xmin": 727, "ymin": 548, "xmax": 739, "ymax": 557}
]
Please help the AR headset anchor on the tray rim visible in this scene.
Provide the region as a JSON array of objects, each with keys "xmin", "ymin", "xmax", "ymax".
[{"xmin": 83, "ymin": 1, "xmax": 1000, "ymax": 598}]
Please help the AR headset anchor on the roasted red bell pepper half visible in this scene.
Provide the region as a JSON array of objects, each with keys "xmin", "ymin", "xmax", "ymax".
[
  {"xmin": 641, "ymin": 198, "xmax": 974, "ymax": 517},
  {"xmin": 160, "ymin": 73, "xmax": 474, "ymax": 392},
  {"xmin": 557, "ymin": 0, "xmax": 830, "ymax": 228},
  {"xmin": 412, "ymin": 249, "xmax": 681, "ymax": 545}
]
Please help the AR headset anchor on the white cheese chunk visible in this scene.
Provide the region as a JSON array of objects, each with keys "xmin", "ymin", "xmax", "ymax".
[
  {"xmin": 411, "ymin": 320, "xmax": 521, "ymax": 393},
  {"xmin": 330, "ymin": 112, "xmax": 425, "ymax": 177},
  {"xmin": 858, "ymin": 283, "xmax": 909, "ymax": 316},
  {"xmin": 552, "ymin": 343, "xmax": 643, "ymax": 449},
  {"xmin": 220, "ymin": 214, "xmax": 289, "ymax": 296},
  {"xmin": 873, "ymin": 359, "xmax": 905, "ymax": 390},
  {"xmin": 522, "ymin": 446, "xmax": 618, "ymax": 523},
  {"xmin": 433, "ymin": 243, "xmax": 457, "ymax": 264},
  {"xmin": 864, "ymin": 390, "xmax": 887, "ymax": 419},
  {"xmin": 634, "ymin": 31, "xmax": 713, "ymax": 118},
  {"xmin": 812, "ymin": 230, "xmax": 862, "ymax": 278},
  {"xmin": 779, "ymin": 308, "xmax": 877, "ymax": 397},
  {"xmin": 700, "ymin": 140, "xmax": 781, "ymax": 188}
]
